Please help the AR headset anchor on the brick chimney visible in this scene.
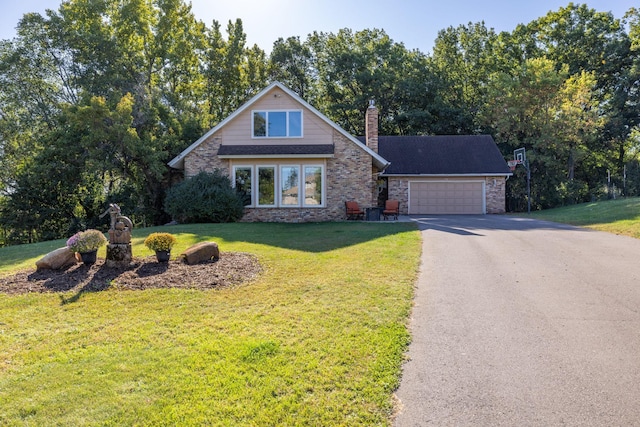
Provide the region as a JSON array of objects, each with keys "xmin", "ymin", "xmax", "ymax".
[{"xmin": 365, "ymin": 99, "xmax": 378, "ymax": 153}]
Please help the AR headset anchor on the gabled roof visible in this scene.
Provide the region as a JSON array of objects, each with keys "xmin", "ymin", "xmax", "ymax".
[
  {"xmin": 359, "ymin": 135, "xmax": 511, "ymax": 176},
  {"xmin": 168, "ymin": 81, "xmax": 389, "ymax": 170}
]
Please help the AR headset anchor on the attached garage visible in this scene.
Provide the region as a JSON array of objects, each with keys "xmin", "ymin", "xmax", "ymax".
[
  {"xmin": 409, "ymin": 180, "xmax": 485, "ymax": 214},
  {"xmin": 374, "ymin": 135, "xmax": 512, "ymax": 215}
]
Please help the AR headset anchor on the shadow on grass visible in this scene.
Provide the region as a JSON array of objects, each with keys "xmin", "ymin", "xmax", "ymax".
[
  {"xmin": 24, "ymin": 260, "xmax": 137, "ymax": 304},
  {"xmin": 57, "ymin": 263, "xmax": 121, "ymax": 305},
  {"xmin": 55, "ymin": 261, "xmax": 171, "ymax": 304},
  {"xmin": 162, "ymin": 221, "xmax": 419, "ymax": 253}
]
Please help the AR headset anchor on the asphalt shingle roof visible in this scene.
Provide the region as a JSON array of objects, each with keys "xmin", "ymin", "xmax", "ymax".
[
  {"xmin": 365, "ymin": 135, "xmax": 511, "ymax": 175},
  {"xmin": 217, "ymin": 144, "xmax": 334, "ymax": 156}
]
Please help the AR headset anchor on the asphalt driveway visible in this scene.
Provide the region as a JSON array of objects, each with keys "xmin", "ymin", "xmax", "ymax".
[{"xmin": 393, "ymin": 215, "xmax": 640, "ymax": 426}]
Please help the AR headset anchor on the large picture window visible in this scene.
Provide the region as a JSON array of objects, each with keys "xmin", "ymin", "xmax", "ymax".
[
  {"xmin": 236, "ymin": 164, "xmax": 324, "ymax": 207},
  {"xmin": 253, "ymin": 111, "xmax": 302, "ymax": 138},
  {"xmin": 281, "ymin": 166, "xmax": 300, "ymax": 206},
  {"xmin": 233, "ymin": 166, "xmax": 252, "ymax": 206},
  {"xmin": 258, "ymin": 166, "xmax": 275, "ymax": 206},
  {"xmin": 304, "ymin": 166, "xmax": 323, "ymax": 206}
]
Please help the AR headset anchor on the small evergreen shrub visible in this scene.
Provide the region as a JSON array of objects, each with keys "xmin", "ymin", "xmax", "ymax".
[{"xmin": 164, "ymin": 171, "xmax": 244, "ymax": 223}]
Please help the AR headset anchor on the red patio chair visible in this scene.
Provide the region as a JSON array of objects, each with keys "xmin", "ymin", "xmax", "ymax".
[
  {"xmin": 382, "ymin": 199, "xmax": 399, "ymax": 220},
  {"xmin": 345, "ymin": 201, "xmax": 364, "ymax": 220}
]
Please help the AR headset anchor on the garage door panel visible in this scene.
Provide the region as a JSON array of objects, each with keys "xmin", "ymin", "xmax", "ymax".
[{"xmin": 409, "ymin": 181, "xmax": 484, "ymax": 214}]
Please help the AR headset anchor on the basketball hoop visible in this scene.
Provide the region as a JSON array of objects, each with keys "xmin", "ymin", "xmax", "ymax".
[{"xmin": 507, "ymin": 160, "xmax": 519, "ymax": 171}]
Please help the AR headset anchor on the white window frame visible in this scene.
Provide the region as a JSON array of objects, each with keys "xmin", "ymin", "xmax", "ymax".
[
  {"xmin": 234, "ymin": 163, "xmax": 325, "ymax": 208},
  {"xmin": 257, "ymin": 165, "xmax": 277, "ymax": 207},
  {"xmin": 302, "ymin": 164, "xmax": 324, "ymax": 207},
  {"xmin": 280, "ymin": 165, "xmax": 301, "ymax": 207},
  {"xmin": 251, "ymin": 110, "xmax": 303, "ymax": 139},
  {"xmin": 232, "ymin": 165, "xmax": 254, "ymax": 207}
]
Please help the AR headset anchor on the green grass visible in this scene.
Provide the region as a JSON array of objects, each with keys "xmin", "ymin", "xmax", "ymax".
[
  {"xmin": 513, "ymin": 196, "xmax": 640, "ymax": 238},
  {"xmin": 0, "ymin": 222, "xmax": 421, "ymax": 426}
]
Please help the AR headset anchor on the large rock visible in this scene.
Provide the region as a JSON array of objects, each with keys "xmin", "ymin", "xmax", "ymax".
[
  {"xmin": 36, "ymin": 247, "xmax": 78, "ymax": 270},
  {"xmin": 180, "ymin": 242, "xmax": 220, "ymax": 265}
]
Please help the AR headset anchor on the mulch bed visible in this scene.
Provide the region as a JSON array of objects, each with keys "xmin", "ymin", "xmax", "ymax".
[{"xmin": 0, "ymin": 252, "xmax": 262, "ymax": 295}]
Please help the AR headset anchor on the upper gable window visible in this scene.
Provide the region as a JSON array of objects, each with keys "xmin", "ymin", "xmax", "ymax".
[{"xmin": 253, "ymin": 111, "xmax": 302, "ymax": 138}]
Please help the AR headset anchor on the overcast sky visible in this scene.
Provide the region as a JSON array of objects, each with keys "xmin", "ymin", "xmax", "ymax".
[{"xmin": 0, "ymin": 0, "xmax": 635, "ymax": 54}]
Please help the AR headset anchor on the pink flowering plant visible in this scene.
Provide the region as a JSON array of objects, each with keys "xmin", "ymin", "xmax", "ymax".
[{"xmin": 66, "ymin": 229, "xmax": 107, "ymax": 253}]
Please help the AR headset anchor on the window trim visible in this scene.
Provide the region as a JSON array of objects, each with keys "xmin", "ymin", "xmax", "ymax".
[
  {"xmin": 280, "ymin": 165, "xmax": 301, "ymax": 207},
  {"xmin": 231, "ymin": 163, "xmax": 325, "ymax": 208},
  {"xmin": 251, "ymin": 110, "xmax": 303, "ymax": 139},
  {"xmin": 257, "ymin": 165, "xmax": 277, "ymax": 207},
  {"xmin": 232, "ymin": 165, "xmax": 254, "ymax": 207},
  {"xmin": 302, "ymin": 164, "xmax": 324, "ymax": 207}
]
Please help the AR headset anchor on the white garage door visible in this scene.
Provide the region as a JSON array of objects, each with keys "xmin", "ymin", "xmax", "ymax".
[{"xmin": 409, "ymin": 181, "xmax": 485, "ymax": 214}]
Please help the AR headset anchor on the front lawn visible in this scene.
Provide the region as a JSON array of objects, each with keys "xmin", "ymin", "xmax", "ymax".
[
  {"xmin": 0, "ymin": 222, "xmax": 421, "ymax": 426},
  {"xmin": 515, "ymin": 197, "xmax": 640, "ymax": 239}
]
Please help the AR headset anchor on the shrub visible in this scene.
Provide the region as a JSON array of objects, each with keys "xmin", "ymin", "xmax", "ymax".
[
  {"xmin": 164, "ymin": 171, "xmax": 244, "ymax": 223},
  {"xmin": 66, "ymin": 229, "xmax": 107, "ymax": 253},
  {"xmin": 144, "ymin": 232, "xmax": 177, "ymax": 252}
]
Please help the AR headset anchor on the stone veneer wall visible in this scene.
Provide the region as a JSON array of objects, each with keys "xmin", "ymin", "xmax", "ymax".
[
  {"xmin": 183, "ymin": 130, "xmax": 375, "ymax": 222},
  {"xmin": 386, "ymin": 176, "xmax": 507, "ymax": 215},
  {"xmin": 485, "ymin": 176, "xmax": 506, "ymax": 214},
  {"xmin": 241, "ymin": 131, "xmax": 374, "ymax": 222},
  {"xmin": 387, "ymin": 178, "xmax": 410, "ymax": 215},
  {"xmin": 184, "ymin": 135, "xmax": 229, "ymax": 177}
]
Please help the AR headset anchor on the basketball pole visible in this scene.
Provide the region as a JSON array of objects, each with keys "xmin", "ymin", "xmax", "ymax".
[
  {"xmin": 513, "ymin": 148, "xmax": 531, "ymax": 214},
  {"xmin": 525, "ymin": 160, "xmax": 530, "ymax": 214}
]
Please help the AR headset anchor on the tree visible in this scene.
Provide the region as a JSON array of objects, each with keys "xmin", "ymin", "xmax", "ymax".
[
  {"xmin": 268, "ymin": 36, "xmax": 314, "ymax": 99},
  {"xmin": 557, "ymin": 71, "xmax": 603, "ymax": 183},
  {"xmin": 525, "ymin": 4, "xmax": 638, "ymax": 181},
  {"xmin": 1, "ymin": 0, "xmax": 267, "ymax": 241},
  {"xmin": 202, "ymin": 19, "xmax": 265, "ymax": 126},
  {"xmin": 429, "ymin": 22, "xmax": 500, "ymax": 134},
  {"xmin": 308, "ymin": 28, "xmax": 427, "ymax": 136},
  {"xmin": 482, "ymin": 58, "xmax": 604, "ymax": 209}
]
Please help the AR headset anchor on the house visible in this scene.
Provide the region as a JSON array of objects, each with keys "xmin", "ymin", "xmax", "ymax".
[{"xmin": 168, "ymin": 82, "xmax": 511, "ymax": 221}]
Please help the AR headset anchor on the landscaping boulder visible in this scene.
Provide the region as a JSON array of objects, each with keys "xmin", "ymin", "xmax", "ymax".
[
  {"xmin": 181, "ymin": 242, "xmax": 220, "ymax": 265},
  {"xmin": 35, "ymin": 247, "xmax": 78, "ymax": 271}
]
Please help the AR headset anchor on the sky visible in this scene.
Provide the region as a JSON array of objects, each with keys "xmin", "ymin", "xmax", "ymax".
[{"xmin": 0, "ymin": 0, "xmax": 636, "ymax": 54}]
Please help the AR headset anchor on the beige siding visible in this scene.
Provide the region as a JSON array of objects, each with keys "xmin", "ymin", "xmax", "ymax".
[{"xmin": 220, "ymin": 87, "xmax": 334, "ymax": 146}]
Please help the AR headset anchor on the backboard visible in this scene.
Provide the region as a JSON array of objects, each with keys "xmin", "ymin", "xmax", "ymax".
[{"xmin": 514, "ymin": 148, "xmax": 526, "ymax": 164}]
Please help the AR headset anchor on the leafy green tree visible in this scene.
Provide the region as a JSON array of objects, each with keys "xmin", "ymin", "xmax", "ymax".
[
  {"xmin": 557, "ymin": 71, "xmax": 603, "ymax": 183},
  {"xmin": 308, "ymin": 28, "xmax": 429, "ymax": 136},
  {"xmin": 1, "ymin": 0, "xmax": 271, "ymax": 241},
  {"xmin": 0, "ymin": 13, "xmax": 71, "ymax": 194},
  {"xmin": 428, "ymin": 22, "xmax": 500, "ymax": 133},
  {"xmin": 482, "ymin": 58, "xmax": 604, "ymax": 209},
  {"xmin": 527, "ymin": 4, "xmax": 625, "ymax": 77},
  {"xmin": 525, "ymin": 4, "xmax": 638, "ymax": 181},
  {"xmin": 268, "ymin": 36, "xmax": 314, "ymax": 99},
  {"xmin": 201, "ymin": 19, "xmax": 265, "ymax": 126}
]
